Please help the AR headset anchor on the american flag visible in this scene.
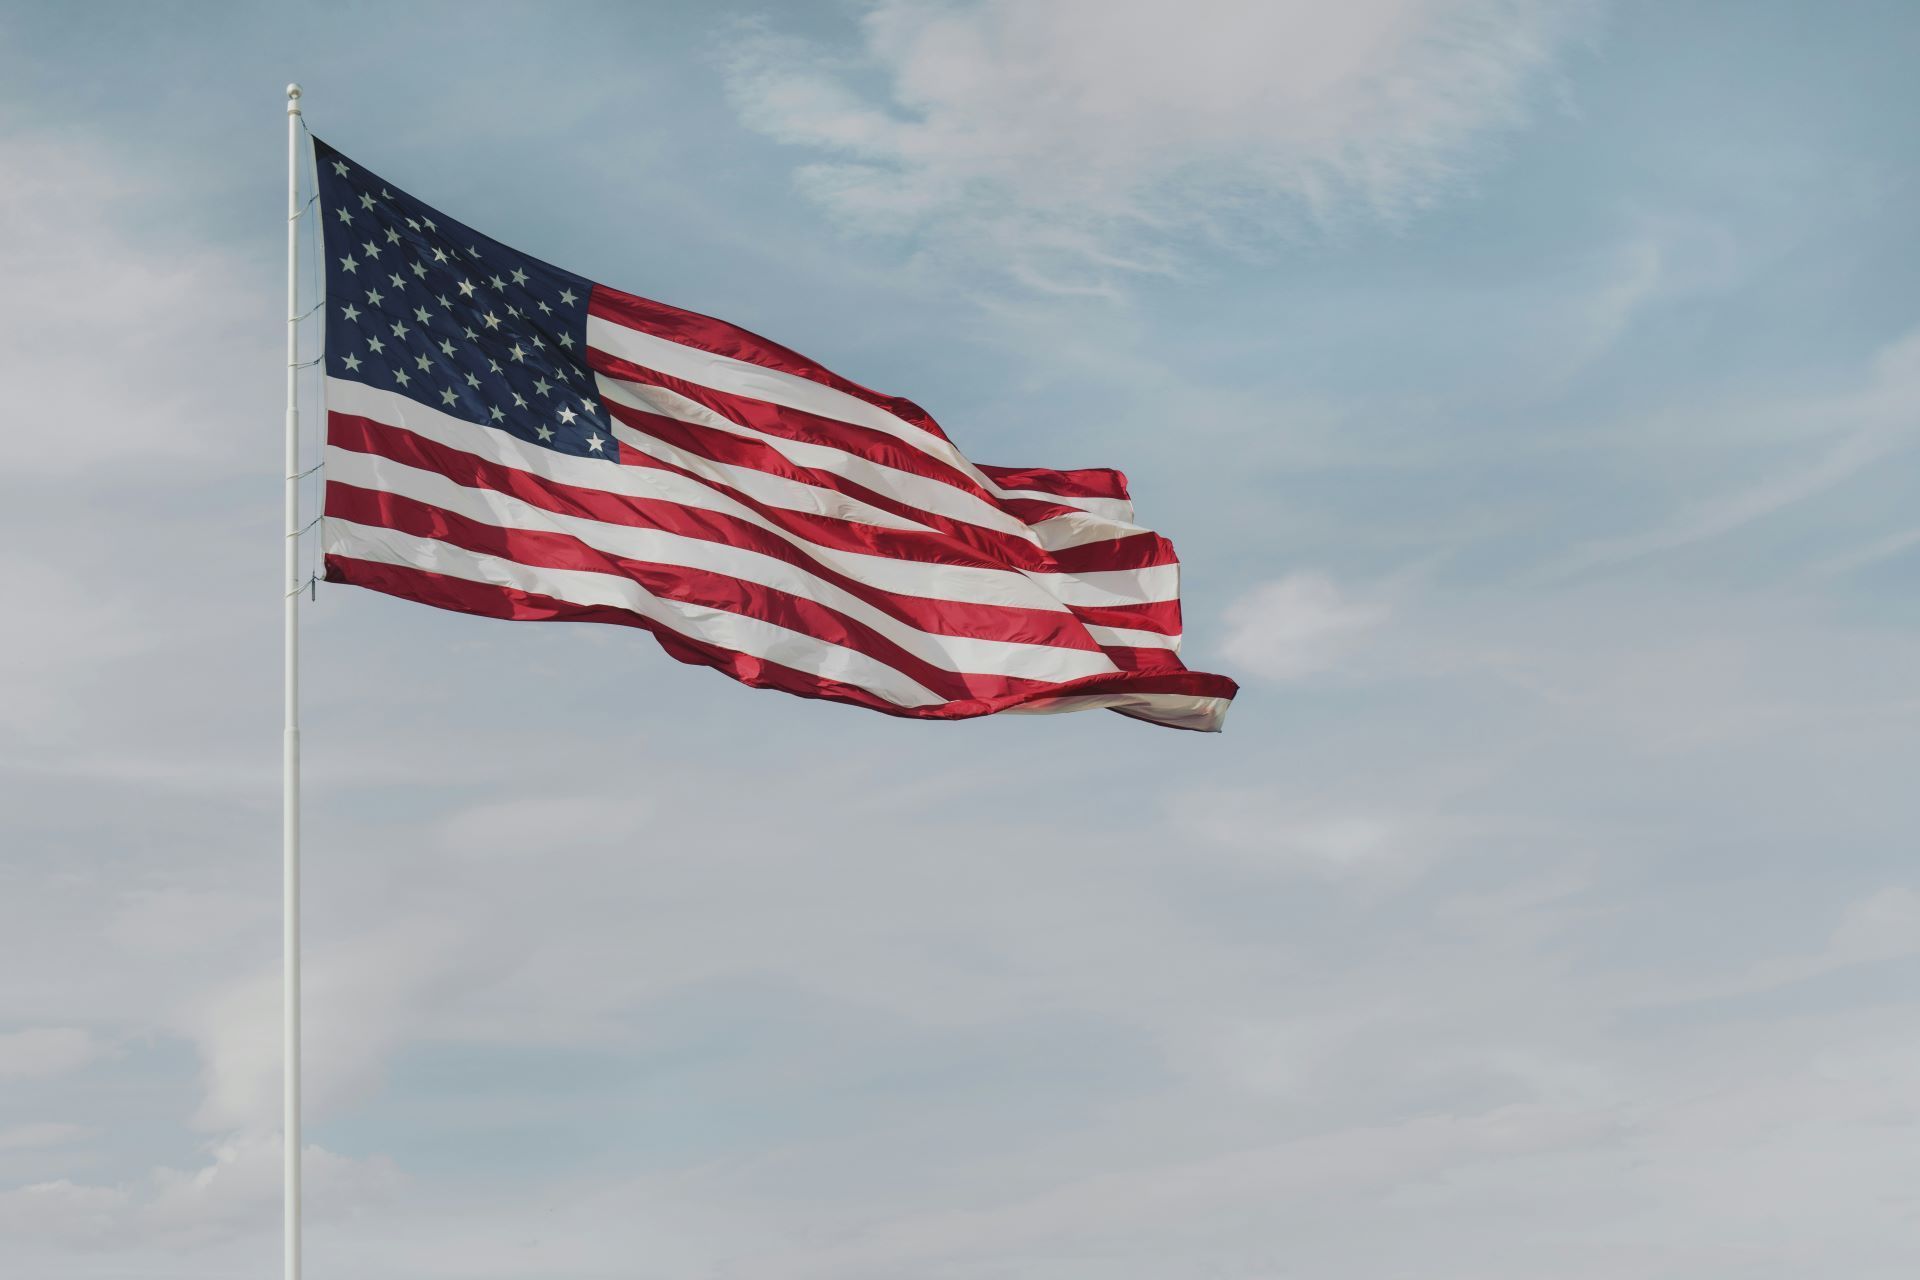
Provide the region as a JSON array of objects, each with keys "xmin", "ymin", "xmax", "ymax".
[{"xmin": 314, "ymin": 138, "xmax": 1238, "ymax": 731}]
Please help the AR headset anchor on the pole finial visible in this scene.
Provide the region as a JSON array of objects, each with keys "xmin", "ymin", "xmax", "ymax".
[{"xmin": 286, "ymin": 83, "xmax": 302, "ymax": 115}]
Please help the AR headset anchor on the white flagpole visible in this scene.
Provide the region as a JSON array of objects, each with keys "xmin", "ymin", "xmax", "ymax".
[{"xmin": 283, "ymin": 81, "xmax": 305, "ymax": 1280}]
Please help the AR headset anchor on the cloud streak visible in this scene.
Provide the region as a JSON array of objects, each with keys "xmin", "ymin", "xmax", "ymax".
[{"xmin": 725, "ymin": 0, "xmax": 1588, "ymax": 292}]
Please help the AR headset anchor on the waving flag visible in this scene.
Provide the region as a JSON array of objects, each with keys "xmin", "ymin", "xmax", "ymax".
[{"xmin": 313, "ymin": 139, "xmax": 1237, "ymax": 730}]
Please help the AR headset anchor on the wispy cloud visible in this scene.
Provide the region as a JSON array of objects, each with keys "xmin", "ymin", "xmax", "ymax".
[
  {"xmin": 1219, "ymin": 571, "xmax": 1391, "ymax": 681},
  {"xmin": 1542, "ymin": 326, "xmax": 1920, "ymax": 581},
  {"xmin": 724, "ymin": 0, "xmax": 1589, "ymax": 292}
]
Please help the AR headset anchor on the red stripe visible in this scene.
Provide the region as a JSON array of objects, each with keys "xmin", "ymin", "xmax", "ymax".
[
  {"xmin": 1048, "ymin": 532, "xmax": 1177, "ymax": 574},
  {"xmin": 591, "ymin": 351, "xmax": 1148, "ymax": 541},
  {"xmin": 587, "ymin": 349, "xmax": 1014, "ymax": 508},
  {"xmin": 595, "ymin": 399, "xmax": 1175, "ymax": 578},
  {"xmin": 326, "ymin": 482, "xmax": 1104, "ymax": 705},
  {"xmin": 322, "ymin": 554, "xmax": 1236, "ymax": 721},
  {"xmin": 327, "ymin": 412, "xmax": 1107, "ymax": 651},
  {"xmin": 1072, "ymin": 599, "xmax": 1185, "ymax": 636},
  {"xmin": 325, "ymin": 554, "xmax": 913, "ymax": 717},
  {"xmin": 978, "ymin": 464, "xmax": 1131, "ymax": 502},
  {"xmin": 590, "ymin": 285, "xmax": 953, "ymax": 443}
]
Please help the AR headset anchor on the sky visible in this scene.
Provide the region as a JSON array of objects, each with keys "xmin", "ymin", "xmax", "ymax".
[{"xmin": 2, "ymin": 1, "xmax": 1919, "ymax": 1276}]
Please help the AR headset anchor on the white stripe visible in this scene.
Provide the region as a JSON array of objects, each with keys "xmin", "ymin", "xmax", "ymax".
[
  {"xmin": 328, "ymin": 378, "xmax": 1079, "ymax": 616},
  {"xmin": 326, "ymin": 447, "xmax": 1121, "ymax": 683},
  {"xmin": 1030, "ymin": 510, "xmax": 1149, "ymax": 552},
  {"xmin": 590, "ymin": 377, "xmax": 1174, "ymax": 607},
  {"xmin": 1028, "ymin": 563, "xmax": 1181, "ymax": 607},
  {"xmin": 587, "ymin": 315, "xmax": 1147, "ymax": 530},
  {"xmin": 999, "ymin": 692, "xmax": 1231, "ymax": 732},
  {"xmin": 1085, "ymin": 624, "xmax": 1181, "ymax": 652},
  {"xmin": 597, "ymin": 374, "xmax": 1039, "ymax": 542},
  {"xmin": 329, "ymin": 377, "xmax": 924, "ymax": 532},
  {"xmin": 588, "ymin": 314, "xmax": 1002, "ymax": 493},
  {"xmin": 324, "ymin": 519, "xmax": 946, "ymax": 708},
  {"xmin": 996, "ymin": 489, "xmax": 1134, "ymax": 524},
  {"xmin": 329, "ymin": 377, "xmax": 1175, "ymax": 618}
]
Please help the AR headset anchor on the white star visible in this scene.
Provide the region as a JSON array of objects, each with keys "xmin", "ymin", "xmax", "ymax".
[
  {"xmin": 557, "ymin": 405, "xmax": 577, "ymax": 425},
  {"xmin": 335, "ymin": 207, "xmax": 352, "ymax": 225},
  {"xmin": 422, "ymin": 217, "xmax": 437, "ymax": 231},
  {"xmin": 393, "ymin": 368, "xmax": 410, "ymax": 386},
  {"xmin": 535, "ymin": 424, "xmax": 554, "ymax": 442},
  {"xmin": 367, "ymin": 335, "xmax": 385, "ymax": 354},
  {"xmin": 385, "ymin": 227, "xmax": 401, "ymax": 244},
  {"xmin": 489, "ymin": 274, "xmax": 506, "ymax": 290},
  {"xmin": 558, "ymin": 288, "xmax": 578, "ymax": 306},
  {"xmin": 340, "ymin": 303, "xmax": 360, "ymax": 323},
  {"xmin": 586, "ymin": 434, "xmax": 605, "ymax": 452},
  {"xmin": 382, "ymin": 188, "xmax": 392, "ymax": 198},
  {"xmin": 530, "ymin": 332, "xmax": 544, "ymax": 349},
  {"xmin": 391, "ymin": 319, "xmax": 408, "ymax": 338},
  {"xmin": 388, "ymin": 272, "xmax": 405, "ymax": 289},
  {"xmin": 439, "ymin": 338, "xmax": 456, "ymax": 357},
  {"xmin": 468, "ymin": 246, "xmax": 482, "ymax": 258},
  {"xmin": 465, "ymin": 371, "xmax": 480, "ymax": 388},
  {"xmin": 414, "ymin": 353, "xmax": 432, "ymax": 371},
  {"xmin": 512, "ymin": 391, "xmax": 529, "ymax": 409},
  {"xmin": 361, "ymin": 239, "xmax": 381, "ymax": 260},
  {"xmin": 466, "ymin": 328, "xmax": 480, "ymax": 342},
  {"xmin": 533, "ymin": 377, "xmax": 551, "ymax": 396},
  {"xmin": 409, "ymin": 261, "xmax": 428, "ymax": 279},
  {"xmin": 457, "ymin": 279, "xmax": 476, "ymax": 298},
  {"xmin": 365, "ymin": 287, "xmax": 384, "ymax": 306},
  {"xmin": 339, "ymin": 255, "xmax": 358, "ymax": 274},
  {"xmin": 358, "ymin": 192, "xmax": 376, "ymax": 210},
  {"xmin": 557, "ymin": 332, "xmax": 575, "ymax": 349},
  {"xmin": 413, "ymin": 305, "xmax": 431, "ymax": 324},
  {"xmin": 440, "ymin": 387, "xmax": 458, "ymax": 407},
  {"xmin": 509, "ymin": 344, "xmax": 527, "ymax": 362},
  {"xmin": 580, "ymin": 396, "xmax": 597, "ymax": 414},
  {"xmin": 487, "ymin": 358, "xmax": 502, "ymax": 374},
  {"xmin": 341, "ymin": 353, "xmax": 361, "ymax": 372},
  {"xmin": 331, "ymin": 159, "xmax": 349, "ymax": 177},
  {"xmin": 406, "ymin": 217, "xmax": 421, "ymax": 231},
  {"xmin": 510, "ymin": 267, "xmax": 528, "ymax": 286},
  {"xmin": 536, "ymin": 300, "xmax": 551, "ymax": 315},
  {"xmin": 507, "ymin": 304, "xmax": 521, "ymax": 319},
  {"xmin": 481, "ymin": 312, "xmax": 501, "ymax": 330},
  {"xmin": 431, "ymin": 247, "xmax": 448, "ymax": 264},
  {"xmin": 488, "ymin": 405, "xmax": 504, "ymax": 422}
]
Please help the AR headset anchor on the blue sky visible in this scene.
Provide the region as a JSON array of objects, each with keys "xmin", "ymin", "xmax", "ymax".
[{"xmin": 3, "ymin": 2, "xmax": 1919, "ymax": 1276}]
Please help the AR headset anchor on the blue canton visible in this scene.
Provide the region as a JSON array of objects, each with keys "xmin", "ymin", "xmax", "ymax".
[{"xmin": 314, "ymin": 137, "xmax": 608, "ymax": 459}]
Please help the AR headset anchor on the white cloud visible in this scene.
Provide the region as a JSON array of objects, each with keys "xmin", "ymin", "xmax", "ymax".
[
  {"xmin": 1544, "ymin": 325, "xmax": 1920, "ymax": 581},
  {"xmin": 1219, "ymin": 571, "xmax": 1389, "ymax": 681},
  {"xmin": 0, "ymin": 1134, "xmax": 401, "ymax": 1254},
  {"xmin": 1830, "ymin": 887, "xmax": 1920, "ymax": 965},
  {"xmin": 188, "ymin": 917, "xmax": 482, "ymax": 1133},
  {"xmin": 0, "ymin": 135, "xmax": 277, "ymax": 476},
  {"xmin": 1170, "ymin": 784, "xmax": 1462, "ymax": 885},
  {"xmin": 725, "ymin": 0, "xmax": 1586, "ymax": 291}
]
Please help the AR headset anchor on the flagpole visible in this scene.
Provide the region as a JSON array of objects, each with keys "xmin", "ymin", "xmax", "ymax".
[{"xmin": 283, "ymin": 81, "xmax": 304, "ymax": 1280}]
